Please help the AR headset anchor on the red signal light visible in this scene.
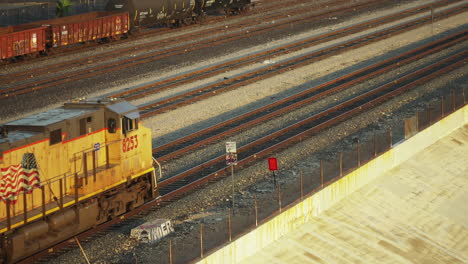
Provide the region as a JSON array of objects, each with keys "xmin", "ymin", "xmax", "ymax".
[{"xmin": 268, "ymin": 157, "xmax": 278, "ymax": 171}]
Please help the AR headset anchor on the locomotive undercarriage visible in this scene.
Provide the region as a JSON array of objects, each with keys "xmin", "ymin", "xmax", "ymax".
[{"xmin": 0, "ymin": 172, "xmax": 155, "ymax": 263}]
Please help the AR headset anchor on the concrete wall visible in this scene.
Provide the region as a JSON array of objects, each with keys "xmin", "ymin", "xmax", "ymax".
[{"xmin": 197, "ymin": 105, "xmax": 467, "ymax": 264}]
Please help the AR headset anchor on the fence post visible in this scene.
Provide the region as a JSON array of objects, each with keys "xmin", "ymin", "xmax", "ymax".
[
  {"xmin": 169, "ymin": 240, "xmax": 173, "ymax": 264},
  {"xmin": 228, "ymin": 208, "xmax": 232, "ymax": 242},
  {"xmin": 320, "ymin": 160, "xmax": 324, "ymax": 188},
  {"xmin": 389, "ymin": 128, "xmax": 393, "ymax": 148},
  {"xmin": 200, "ymin": 224, "xmax": 204, "ymax": 258},
  {"xmin": 357, "ymin": 139, "xmax": 361, "ymax": 167},
  {"xmin": 300, "ymin": 169, "xmax": 303, "ymax": 200},
  {"xmin": 83, "ymin": 152, "xmax": 88, "ymax": 185},
  {"xmin": 339, "ymin": 152, "xmax": 343, "ymax": 177},
  {"xmin": 92, "ymin": 150, "xmax": 97, "ymax": 182},
  {"xmin": 441, "ymin": 96, "xmax": 445, "ymax": 117},
  {"xmin": 277, "ymin": 184, "xmax": 282, "ymax": 213},
  {"xmin": 451, "ymin": 89, "xmax": 456, "ymax": 111},
  {"xmin": 23, "ymin": 192, "xmax": 28, "ymax": 224},
  {"xmin": 254, "ymin": 195, "xmax": 258, "ymax": 227},
  {"xmin": 373, "ymin": 133, "xmax": 377, "ymax": 157},
  {"xmin": 106, "ymin": 145, "xmax": 110, "ymax": 169},
  {"xmin": 41, "ymin": 186, "xmax": 46, "ymax": 219},
  {"xmin": 59, "ymin": 178, "xmax": 64, "ymax": 209},
  {"xmin": 6, "ymin": 200, "xmax": 11, "ymax": 230}
]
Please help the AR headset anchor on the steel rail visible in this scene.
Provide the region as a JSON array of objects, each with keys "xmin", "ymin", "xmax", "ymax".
[
  {"xmin": 0, "ymin": 0, "xmax": 393, "ymax": 99},
  {"xmin": 0, "ymin": 0, "xmax": 308, "ymax": 69},
  {"xmin": 111, "ymin": 0, "xmax": 459, "ymax": 101},
  {"xmin": 18, "ymin": 43, "xmax": 467, "ymax": 264},
  {"xmin": 152, "ymin": 31, "xmax": 467, "ymax": 163},
  {"xmin": 156, "ymin": 51, "xmax": 466, "ymax": 194},
  {"xmin": 0, "ymin": 0, "xmax": 354, "ymax": 86},
  {"xmin": 137, "ymin": 5, "xmax": 467, "ymax": 118}
]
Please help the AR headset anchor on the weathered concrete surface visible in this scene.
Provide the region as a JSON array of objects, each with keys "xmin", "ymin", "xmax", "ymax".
[
  {"xmin": 197, "ymin": 105, "xmax": 467, "ymax": 264},
  {"xmin": 238, "ymin": 127, "xmax": 468, "ymax": 263}
]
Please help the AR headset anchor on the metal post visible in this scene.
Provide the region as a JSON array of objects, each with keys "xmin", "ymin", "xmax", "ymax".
[
  {"xmin": 231, "ymin": 165, "xmax": 234, "ymax": 213},
  {"xmin": 429, "ymin": 107, "xmax": 432, "ymax": 124},
  {"xmin": 200, "ymin": 224, "xmax": 204, "ymax": 258},
  {"xmin": 169, "ymin": 240, "xmax": 172, "ymax": 264},
  {"xmin": 74, "ymin": 173, "xmax": 79, "ymax": 203},
  {"xmin": 357, "ymin": 139, "xmax": 361, "ymax": 167},
  {"xmin": 169, "ymin": 240, "xmax": 173, "ymax": 264},
  {"xmin": 300, "ymin": 169, "xmax": 303, "ymax": 200},
  {"xmin": 23, "ymin": 192, "xmax": 27, "ymax": 224},
  {"xmin": 41, "ymin": 186, "xmax": 46, "ymax": 219},
  {"xmin": 389, "ymin": 128, "xmax": 393, "ymax": 148},
  {"xmin": 92, "ymin": 150, "xmax": 97, "ymax": 182},
  {"xmin": 74, "ymin": 237, "xmax": 91, "ymax": 264},
  {"xmin": 452, "ymin": 89, "xmax": 456, "ymax": 111},
  {"xmin": 106, "ymin": 145, "xmax": 110, "ymax": 169},
  {"xmin": 6, "ymin": 200, "xmax": 11, "ymax": 230},
  {"xmin": 83, "ymin": 152, "xmax": 88, "ymax": 185},
  {"xmin": 228, "ymin": 209, "xmax": 232, "ymax": 242},
  {"xmin": 320, "ymin": 160, "xmax": 324, "ymax": 188},
  {"xmin": 441, "ymin": 96, "xmax": 445, "ymax": 117},
  {"xmin": 339, "ymin": 152, "xmax": 343, "ymax": 177},
  {"xmin": 59, "ymin": 179, "xmax": 64, "ymax": 209},
  {"xmin": 254, "ymin": 195, "xmax": 258, "ymax": 227},
  {"xmin": 277, "ymin": 184, "xmax": 282, "ymax": 213},
  {"xmin": 63, "ymin": 173, "xmax": 67, "ymax": 196},
  {"xmin": 463, "ymin": 88, "xmax": 466, "ymax": 104},
  {"xmin": 373, "ymin": 133, "xmax": 377, "ymax": 157}
]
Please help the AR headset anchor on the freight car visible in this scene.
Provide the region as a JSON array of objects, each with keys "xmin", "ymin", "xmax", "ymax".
[
  {"xmin": 0, "ymin": 99, "xmax": 158, "ymax": 263},
  {"xmin": 0, "ymin": 25, "xmax": 47, "ymax": 60},
  {"xmin": 105, "ymin": 0, "xmax": 252, "ymax": 28},
  {"xmin": 0, "ymin": 0, "xmax": 252, "ymax": 62},
  {"xmin": 0, "ymin": 11, "xmax": 129, "ymax": 61}
]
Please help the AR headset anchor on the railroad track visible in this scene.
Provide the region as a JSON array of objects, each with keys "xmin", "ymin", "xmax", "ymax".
[
  {"xmin": 135, "ymin": 4, "xmax": 467, "ymax": 118},
  {"xmin": 156, "ymin": 50, "xmax": 466, "ymax": 196},
  {"xmin": 0, "ymin": 0, "xmax": 393, "ymax": 99},
  {"xmin": 152, "ymin": 31, "xmax": 468, "ymax": 164},
  {"xmin": 20, "ymin": 30, "xmax": 467, "ymax": 264},
  {"xmin": 0, "ymin": 0, "xmax": 302, "ymax": 67},
  {"xmin": 111, "ymin": 0, "xmax": 460, "ymax": 101},
  {"xmin": 0, "ymin": 0, "xmax": 353, "ymax": 85}
]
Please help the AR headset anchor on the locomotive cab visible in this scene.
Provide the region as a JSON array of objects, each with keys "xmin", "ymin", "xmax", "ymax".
[{"xmin": 0, "ymin": 99, "xmax": 157, "ymax": 263}]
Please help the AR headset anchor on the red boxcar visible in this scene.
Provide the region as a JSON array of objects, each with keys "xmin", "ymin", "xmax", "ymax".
[
  {"xmin": 44, "ymin": 11, "xmax": 129, "ymax": 47},
  {"xmin": 0, "ymin": 25, "xmax": 47, "ymax": 60}
]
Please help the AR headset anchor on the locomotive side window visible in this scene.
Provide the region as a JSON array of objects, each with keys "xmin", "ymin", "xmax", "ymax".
[
  {"xmin": 108, "ymin": 118, "xmax": 117, "ymax": 133},
  {"xmin": 50, "ymin": 129, "xmax": 62, "ymax": 145},
  {"xmin": 122, "ymin": 117, "xmax": 134, "ymax": 134}
]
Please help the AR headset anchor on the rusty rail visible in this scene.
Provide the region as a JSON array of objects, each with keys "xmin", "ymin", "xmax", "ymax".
[
  {"xmin": 0, "ymin": 0, "xmax": 400, "ymax": 99},
  {"xmin": 152, "ymin": 31, "xmax": 467, "ymax": 163},
  {"xmin": 112, "ymin": 0, "xmax": 461, "ymax": 101},
  {"xmin": 18, "ymin": 48, "xmax": 466, "ymax": 264},
  {"xmin": 138, "ymin": 5, "xmax": 467, "ymax": 118},
  {"xmin": 0, "ymin": 0, "xmax": 358, "ymax": 91},
  {"xmin": 156, "ymin": 51, "xmax": 466, "ymax": 195}
]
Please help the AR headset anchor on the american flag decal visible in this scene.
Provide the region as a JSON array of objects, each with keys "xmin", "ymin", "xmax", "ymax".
[{"xmin": 0, "ymin": 153, "xmax": 40, "ymax": 202}]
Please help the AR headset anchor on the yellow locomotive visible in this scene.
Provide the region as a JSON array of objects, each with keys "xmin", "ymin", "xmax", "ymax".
[{"xmin": 0, "ymin": 99, "xmax": 158, "ymax": 263}]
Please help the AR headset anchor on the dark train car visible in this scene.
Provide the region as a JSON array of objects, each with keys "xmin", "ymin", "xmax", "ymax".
[
  {"xmin": 106, "ymin": 0, "xmax": 195, "ymax": 28},
  {"xmin": 203, "ymin": 0, "xmax": 252, "ymax": 14},
  {"xmin": 21, "ymin": 11, "xmax": 129, "ymax": 47},
  {"xmin": 0, "ymin": 25, "xmax": 47, "ymax": 60}
]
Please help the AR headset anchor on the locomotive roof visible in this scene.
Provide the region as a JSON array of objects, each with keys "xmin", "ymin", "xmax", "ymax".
[
  {"xmin": 5, "ymin": 108, "xmax": 95, "ymax": 127},
  {"xmin": 5, "ymin": 99, "xmax": 139, "ymax": 128}
]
